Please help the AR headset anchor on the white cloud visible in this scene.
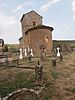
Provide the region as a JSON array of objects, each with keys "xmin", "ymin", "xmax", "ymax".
[
  {"xmin": 12, "ymin": 1, "xmax": 34, "ymax": 13},
  {"xmin": 41, "ymin": 0, "xmax": 62, "ymax": 12},
  {"xmin": 72, "ymin": 0, "xmax": 75, "ymax": 19},
  {"xmin": 2, "ymin": 3, "xmax": 7, "ymax": 7},
  {"xmin": 0, "ymin": 11, "xmax": 21, "ymax": 43},
  {"xmin": 12, "ymin": 5, "xmax": 23, "ymax": 13},
  {"xmin": 0, "ymin": 12, "xmax": 17, "ymax": 28}
]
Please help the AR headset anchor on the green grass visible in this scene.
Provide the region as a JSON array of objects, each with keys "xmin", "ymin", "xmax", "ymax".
[
  {"xmin": 44, "ymin": 96, "xmax": 50, "ymax": 100},
  {"xmin": 0, "ymin": 50, "xmax": 74, "ymax": 99},
  {"xmin": 38, "ymin": 81, "xmax": 55, "ymax": 100},
  {"xmin": 71, "ymin": 88, "xmax": 75, "ymax": 93},
  {"xmin": 53, "ymin": 40, "xmax": 75, "ymax": 48},
  {"xmin": 0, "ymin": 71, "xmax": 35, "ymax": 97},
  {"xmin": 50, "ymin": 70, "xmax": 58, "ymax": 80}
]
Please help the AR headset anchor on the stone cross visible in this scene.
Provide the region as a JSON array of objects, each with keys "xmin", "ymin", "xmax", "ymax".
[
  {"xmin": 35, "ymin": 61, "xmax": 43, "ymax": 85},
  {"xmin": 24, "ymin": 49, "xmax": 27, "ymax": 57},
  {"xmin": 0, "ymin": 39, "xmax": 4, "ymax": 54},
  {"xmin": 27, "ymin": 47, "xmax": 31, "ymax": 61},
  {"xmin": 28, "ymin": 45, "xmax": 30, "ymax": 53},
  {"xmin": 40, "ymin": 44, "xmax": 46, "ymax": 61},
  {"xmin": 19, "ymin": 48, "xmax": 23, "ymax": 59},
  {"xmin": 30, "ymin": 49, "xmax": 34, "ymax": 56},
  {"xmin": 56, "ymin": 47, "xmax": 60, "ymax": 57}
]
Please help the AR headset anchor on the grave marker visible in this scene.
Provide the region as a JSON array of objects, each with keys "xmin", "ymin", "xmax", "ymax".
[
  {"xmin": 56, "ymin": 47, "xmax": 60, "ymax": 57},
  {"xmin": 24, "ymin": 48, "xmax": 27, "ymax": 57},
  {"xmin": 40, "ymin": 44, "xmax": 46, "ymax": 61},
  {"xmin": 19, "ymin": 48, "xmax": 23, "ymax": 59},
  {"xmin": 51, "ymin": 57, "xmax": 56, "ymax": 68},
  {"xmin": 30, "ymin": 49, "xmax": 34, "ymax": 56},
  {"xmin": 35, "ymin": 61, "xmax": 43, "ymax": 85}
]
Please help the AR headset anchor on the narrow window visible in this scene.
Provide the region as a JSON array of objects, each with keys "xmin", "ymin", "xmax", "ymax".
[
  {"xmin": 33, "ymin": 21, "xmax": 36, "ymax": 26},
  {"xmin": 45, "ymin": 37, "xmax": 49, "ymax": 43}
]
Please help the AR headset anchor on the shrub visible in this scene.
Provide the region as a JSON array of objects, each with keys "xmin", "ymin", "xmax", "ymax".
[{"xmin": 3, "ymin": 45, "xmax": 8, "ymax": 52}]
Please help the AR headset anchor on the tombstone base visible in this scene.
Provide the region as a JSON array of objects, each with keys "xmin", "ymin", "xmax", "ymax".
[{"xmin": 52, "ymin": 57, "xmax": 56, "ymax": 67}]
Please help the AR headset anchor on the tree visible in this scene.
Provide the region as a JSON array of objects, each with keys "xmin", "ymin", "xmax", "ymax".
[{"xmin": 3, "ymin": 45, "xmax": 8, "ymax": 52}]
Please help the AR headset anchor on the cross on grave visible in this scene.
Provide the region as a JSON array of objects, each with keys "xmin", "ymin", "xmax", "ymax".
[
  {"xmin": 24, "ymin": 49, "xmax": 27, "ymax": 57},
  {"xmin": 19, "ymin": 48, "xmax": 23, "ymax": 59},
  {"xmin": 56, "ymin": 47, "xmax": 60, "ymax": 57},
  {"xmin": 56, "ymin": 46, "xmax": 63, "ymax": 61},
  {"xmin": 35, "ymin": 61, "xmax": 43, "ymax": 85},
  {"xmin": 27, "ymin": 47, "xmax": 32, "ymax": 61},
  {"xmin": 40, "ymin": 44, "xmax": 46, "ymax": 61},
  {"xmin": 30, "ymin": 49, "xmax": 34, "ymax": 56}
]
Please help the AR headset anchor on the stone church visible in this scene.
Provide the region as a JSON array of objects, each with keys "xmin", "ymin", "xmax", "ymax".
[{"xmin": 19, "ymin": 10, "xmax": 54, "ymax": 55}]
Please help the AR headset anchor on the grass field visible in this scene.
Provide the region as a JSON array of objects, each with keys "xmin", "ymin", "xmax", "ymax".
[
  {"xmin": 0, "ymin": 50, "xmax": 75, "ymax": 100},
  {"xmin": 0, "ymin": 41, "xmax": 75, "ymax": 99}
]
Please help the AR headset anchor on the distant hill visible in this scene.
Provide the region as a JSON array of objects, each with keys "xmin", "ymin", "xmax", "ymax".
[
  {"xmin": 5, "ymin": 44, "xmax": 19, "ymax": 49},
  {"xmin": 3, "ymin": 44, "xmax": 20, "ymax": 52},
  {"xmin": 53, "ymin": 40, "xmax": 75, "ymax": 48},
  {"xmin": 4, "ymin": 40, "xmax": 75, "ymax": 51}
]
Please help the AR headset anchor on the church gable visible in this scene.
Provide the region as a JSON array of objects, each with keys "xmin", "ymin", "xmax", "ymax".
[
  {"xmin": 20, "ymin": 10, "xmax": 43, "ymax": 34},
  {"xmin": 20, "ymin": 10, "xmax": 43, "ymax": 22}
]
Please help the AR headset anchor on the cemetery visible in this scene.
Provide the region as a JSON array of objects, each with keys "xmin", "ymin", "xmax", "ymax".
[
  {"xmin": 0, "ymin": 39, "xmax": 75, "ymax": 100},
  {"xmin": 0, "ymin": 10, "xmax": 75, "ymax": 100}
]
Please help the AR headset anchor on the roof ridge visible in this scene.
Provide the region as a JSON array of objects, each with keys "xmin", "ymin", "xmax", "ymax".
[{"xmin": 20, "ymin": 10, "xmax": 43, "ymax": 22}]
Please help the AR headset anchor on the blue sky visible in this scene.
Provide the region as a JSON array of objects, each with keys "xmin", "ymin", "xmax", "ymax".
[{"xmin": 0, "ymin": 0, "xmax": 75, "ymax": 44}]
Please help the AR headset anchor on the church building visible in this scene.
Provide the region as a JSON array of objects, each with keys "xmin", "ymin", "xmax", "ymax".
[{"xmin": 19, "ymin": 10, "xmax": 54, "ymax": 55}]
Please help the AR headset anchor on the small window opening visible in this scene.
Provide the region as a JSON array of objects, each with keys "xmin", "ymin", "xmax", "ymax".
[
  {"xmin": 33, "ymin": 21, "xmax": 36, "ymax": 26},
  {"xmin": 45, "ymin": 37, "xmax": 49, "ymax": 43}
]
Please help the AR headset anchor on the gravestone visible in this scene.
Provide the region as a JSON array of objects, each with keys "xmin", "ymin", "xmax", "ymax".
[
  {"xmin": 0, "ymin": 39, "xmax": 4, "ymax": 54},
  {"xmin": 30, "ymin": 49, "xmax": 34, "ymax": 56},
  {"xmin": 56, "ymin": 46, "xmax": 63, "ymax": 62},
  {"xmin": 27, "ymin": 46, "xmax": 32, "ymax": 61},
  {"xmin": 19, "ymin": 48, "xmax": 23, "ymax": 59},
  {"xmin": 51, "ymin": 57, "xmax": 56, "ymax": 68},
  {"xmin": 40, "ymin": 44, "xmax": 46, "ymax": 61},
  {"xmin": 35, "ymin": 61, "xmax": 43, "ymax": 85},
  {"xmin": 15, "ymin": 52, "xmax": 19, "ymax": 65},
  {"xmin": 24, "ymin": 48, "xmax": 27, "ymax": 57},
  {"xmin": 53, "ymin": 48, "xmax": 57, "ymax": 57},
  {"xmin": 60, "ymin": 54, "xmax": 63, "ymax": 62},
  {"xmin": 56, "ymin": 47, "xmax": 60, "ymax": 57},
  {"xmin": 0, "ymin": 39, "xmax": 8, "ymax": 65},
  {"xmin": 28, "ymin": 51, "xmax": 31, "ymax": 61}
]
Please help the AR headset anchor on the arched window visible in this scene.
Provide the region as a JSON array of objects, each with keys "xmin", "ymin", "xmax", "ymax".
[
  {"xmin": 45, "ymin": 37, "xmax": 49, "ymax": 43},
  {"xmin": 33, "ymin": 21, "xmax": 36, "ymax": 26}
]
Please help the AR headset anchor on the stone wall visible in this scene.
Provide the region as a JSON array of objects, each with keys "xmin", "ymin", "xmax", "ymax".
[
  {"xmin": 23, "ymin": 28, "xmax": 52, "ymax": 55},
  {"xmin": 19, "ymin": 10, "xmax": 54, "ymax": 55},
  {"xmin": 21, "ymin": 11, "xmax": 43, "ymax": 35}
]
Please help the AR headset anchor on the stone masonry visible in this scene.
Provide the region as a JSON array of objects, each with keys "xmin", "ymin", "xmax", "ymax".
[{"xmin": 19, "ymin": 10, "xmax": 54, "ymax": 55}]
